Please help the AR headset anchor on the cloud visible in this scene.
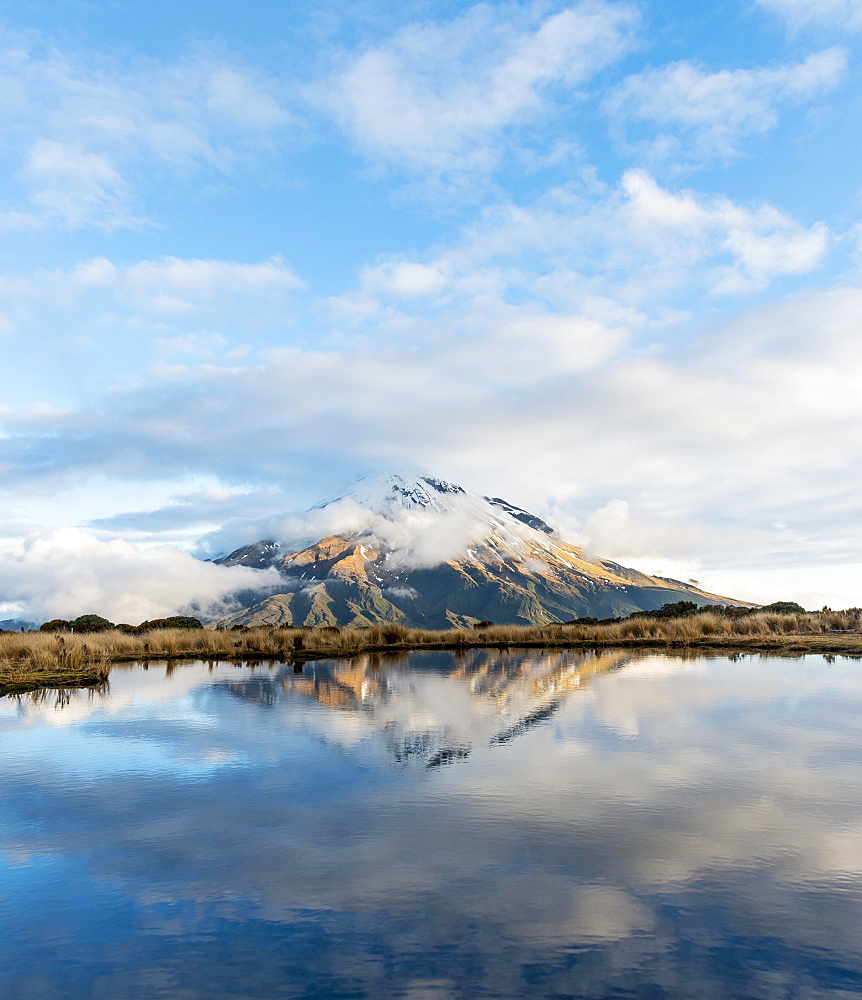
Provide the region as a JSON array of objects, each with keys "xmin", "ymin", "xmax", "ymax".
[
  {"xmin": 0, "ymin": 127, "xmax": 845, "ymax": 611},
  {"xmin": 755, "ymin": 0, "xmax": 862, "ymax": 31},
  {"xmin": 2, "ymin": 258, "xmax": 854, "ymax": 513},
  {"xmin": 618, "ymin": 169, "xmax": 829, "ymax": 293},
  {"xmin": 0, "ymin": 254, "xmax": 304, "ymax": 358},
  {"xmin": 580, "ymin": 499, "xmax": 716, "ymax": 562},
  {"xmin": 318, "ymin": 171, "xmax": 829, "ymax": 441},
  {"xmin": 202, "ymin": 66, "xmax": 287, "ymax": 129},
  {"xmin": 0, "ymin": 527, "xmax": 280, "ymax": 623},
  {"xmin": 109, "ymin": 256, "xmax": 305, "ymax": 313},
  {"xmin": 353, "ymin": 169, "xmax": 828, "ymax": 314},
  {"xmin": 316, "ymin": 1, "xmax": 639, "ymax": 178},
  {"xmin": 23, "ymin": 140, "xmax": 136, "ymax": 230},
  {"xmin": 605, "ymin": 48, "xmax": 847, "ymax": 164},
  {"xmin": 35, "ymin": 253, "xmax": 304, "ymax": 304},
  {"xmin": 0, "ymin": 170, "xmax": 838, "ymax": 588},
  {"xmin": 196, "ymin": 494, "xmax": 520, "ymax": 571},
  {"xmin": 5, "ymin": 278, "xmax": 862, "ymax": 604},
  {"xmin": 448, "ymin": 312, "xmax": 627, "ymax": 382},
  {"xmin": 360, "ymin": 259, "xmax": 449, "ymax": 298},
  {"xmin": 0, "ymin": 34, "xmax": 292, "ymax": 229},
  {"xmin": 86, "ymin": 486, "xmax": 286, "ymax": 538}
]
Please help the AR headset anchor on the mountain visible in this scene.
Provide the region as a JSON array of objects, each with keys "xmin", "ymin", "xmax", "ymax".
[
  {"xmin": 213, "ymin": 473, "xmax": 744, "ymax": 628},
  {"xmin": 0, "ymin": 618, "xmax": 38, "ymax": 632}
]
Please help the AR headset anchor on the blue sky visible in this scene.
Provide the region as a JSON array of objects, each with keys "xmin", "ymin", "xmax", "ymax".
[{"xmin": 2, "ymin": 0, "xmax": 862, "ymax": 618}]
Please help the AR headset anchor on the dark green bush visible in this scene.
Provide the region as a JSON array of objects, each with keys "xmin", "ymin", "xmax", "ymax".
[
  {"xmin": 138, "ymin": 616, "xmax": 203, "ymax": 630},
  {"xmin": 71, "ymin": 614, "xmax": 114, "ymax": 633},
  {"xmin": 759, "ymin": 601, "xmax": 807, "ymax": 615},
  {"xmin": 631, "ymin": 601, "xmax": 699, "ymax": 620}
]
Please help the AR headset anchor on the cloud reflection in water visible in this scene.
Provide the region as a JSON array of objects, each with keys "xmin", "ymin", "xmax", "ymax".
[{"xmin": 1, "ymin": 649, "xmax": 861, "ymax": 999}]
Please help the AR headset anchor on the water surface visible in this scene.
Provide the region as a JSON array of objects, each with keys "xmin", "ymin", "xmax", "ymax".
[{"xmin": 2, "ymin": 648, "xmax": 861, "ymax": 999}]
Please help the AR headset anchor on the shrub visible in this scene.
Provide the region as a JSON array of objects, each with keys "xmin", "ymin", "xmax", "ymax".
[
  {"xmin": 759, "ymin": 601, "xmax": 807, "ymax": 615},
  {"xmin": 40, "ymin": 619, "xmax": 71, "ymax": 633},
  {"xmin": 631, "ymin": 601, "xmax": 699, "ymax": 620},
  {"xmin": 71, "ymin": 614, "xmax": 114, "ymax": 633},
  {"xmin": 138, "ymin": 616, "xmax": 203, "ymax": 631}
]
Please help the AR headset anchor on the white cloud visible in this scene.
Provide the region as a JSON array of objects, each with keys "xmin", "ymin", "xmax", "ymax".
[
  {"xmin": 581, "ymin": 499, "xmax": 717, "ymax": 562},
  {"xmin": 756, "ymin": 0, "xmax": 862, "ymax": 31},
  {"xmin": 4, "ymin": 283, "xmax": 861, "ymax": 550},
  {"xmin": 0, "ymin": 527, "xmax": 280, "ymax": 623},
  {"xmin": 317, "ymin": 1, "xmax": 639, "ymax": 176},
  {"xmin": 354, "ymin": 170, "xmax": 828, "ymax": 313},
  {"xmin": 152, "ymin": 332, "xmax": 230, "ymax": 359},
  {"xmin": 0, "ymin": 36, "xmax": 291, "ymax": 229},
  {"xmin": 0, "ymin": 176, "xmax": 836, "ymax": 559},
  {"xmin": 680, "ymin": 562, "xmax": 862, "ymax": 610},
  {"xmin": 606, "ymin": 48, "xmax": 847, "ymax": 163},
  {"xmin": 619, "ymin": 169, "xmax": 829, "ymax": 292},
  {"xmin": 448, "ymin": 312, "xmax": 627, "ymax": 382},
  {"xmin": 203, "ymin": 66, "xmax": 286, "ymax": 128},
  {"xmin": 361, "ymin": 259, "xmax": 449, "ymax": 298},
  {"xmin": 199, "ymin": 495, "xmax": 503, "ymax": 570},
  {"xmin": 0, "ymin": 255, "xmax": 304, "ymax": 342},
  {"xmin": 5, "ymin": 270, "xmax": 862, "ymax": 606},
  {"xmin": 23, "ymin": 140, "xmax": 136, "ymax": 230},
  {"xmin": 117, "ymin": 256, "xmax": 305, "ymax": 312}
]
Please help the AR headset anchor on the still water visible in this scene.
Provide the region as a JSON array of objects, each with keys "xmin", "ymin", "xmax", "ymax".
[{"xmin": 1, "ymin": 648, "xmax": 861, "ymax": 999}]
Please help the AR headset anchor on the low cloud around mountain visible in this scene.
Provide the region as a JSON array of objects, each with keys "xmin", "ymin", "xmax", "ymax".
[{"xmin": 0, "ymin": 528, "xmax": 280, "ymax": 624}]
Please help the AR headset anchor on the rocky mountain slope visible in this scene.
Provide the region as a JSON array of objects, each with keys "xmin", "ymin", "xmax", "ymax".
[{"xmin": 213, "ymin": 474, "xmax": 743, "ymax": 628}]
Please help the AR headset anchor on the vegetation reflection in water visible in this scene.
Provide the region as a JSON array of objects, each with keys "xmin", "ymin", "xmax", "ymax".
[{"xmin": 1, "ymin": 648, "xmax": 861, "ymax": 1000}]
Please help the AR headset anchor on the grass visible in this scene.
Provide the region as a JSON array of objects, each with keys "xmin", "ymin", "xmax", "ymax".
[
  {"xmin": 3, "ymin": 609, "xmax": 862, "ymax": 695},
  {"xmin": 0, "ymin": 633, "xmax": 112, "ymax": 695}
]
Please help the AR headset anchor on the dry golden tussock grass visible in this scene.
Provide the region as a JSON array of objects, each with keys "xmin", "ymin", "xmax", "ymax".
[{"xmin": 3, "ymin": 610, "xmax": 862, "ymax": 694}]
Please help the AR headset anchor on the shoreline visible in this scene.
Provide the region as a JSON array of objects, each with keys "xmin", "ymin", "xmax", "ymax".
[{"xmin": 3, "ymin": 622, "xmax": 862, "ymax": 696}]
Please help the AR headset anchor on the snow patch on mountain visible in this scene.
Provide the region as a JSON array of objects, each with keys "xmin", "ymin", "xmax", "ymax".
[
  {"xmin": 314, "ymin": 473, "xmax": 468, "ymax": 515},
  {"xmin": 199, "ymin": 472, "xmax": 558, "ymax": 571}
]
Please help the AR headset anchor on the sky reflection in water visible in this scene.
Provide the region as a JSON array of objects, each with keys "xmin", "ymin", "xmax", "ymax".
[{"xmin": 1, "ymin": 649, "xmax": 861, "ymax": 999}]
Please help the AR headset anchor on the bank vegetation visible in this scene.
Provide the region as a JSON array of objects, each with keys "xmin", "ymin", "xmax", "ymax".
[{"xmin": 2, "ymin": 603, "xmax": 862, "ymax": 695}]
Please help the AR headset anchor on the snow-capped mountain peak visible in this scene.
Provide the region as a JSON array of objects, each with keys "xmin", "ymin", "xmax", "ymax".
[
  {"xmin": 311, "ymin": 473, "xmax": 554, "ymax": 560},
  {"xmin": 314, "ymin": 473, "xmax": 467, "ymax": 514},
  {"xmin": 312, "ymin": 472, "xmax": 556, "ymax": 540}
]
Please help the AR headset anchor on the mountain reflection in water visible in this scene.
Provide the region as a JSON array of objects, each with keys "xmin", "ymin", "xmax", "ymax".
[
  {"xmin": 1, "ymin": 650, "xmax": 861, "ymax": 1000},
  {"xmin": 217, "ymin": 648, "xmax": 631, "ymax": 769}
]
